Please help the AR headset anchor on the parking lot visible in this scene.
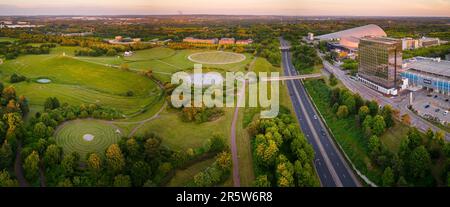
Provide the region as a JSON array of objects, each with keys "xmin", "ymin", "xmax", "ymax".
[{"xmin": 412, "ymin": 90, "xmax": 450, "ymax": 124}]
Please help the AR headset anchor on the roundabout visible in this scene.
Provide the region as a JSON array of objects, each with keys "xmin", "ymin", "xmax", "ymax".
[{"xmin": 188, "ymin": 51, "xmax": 246, "ymax": 65}]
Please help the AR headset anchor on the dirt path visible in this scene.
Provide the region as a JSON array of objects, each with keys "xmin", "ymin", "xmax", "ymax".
[{"xmin": 14, "ymin": 141, "xmax": 29, "ymax": 187}]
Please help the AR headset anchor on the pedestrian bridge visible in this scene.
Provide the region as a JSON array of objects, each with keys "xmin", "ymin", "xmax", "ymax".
[{"xmin": 261, "ymin": 73, "xmax": 322, "ymax": 81}]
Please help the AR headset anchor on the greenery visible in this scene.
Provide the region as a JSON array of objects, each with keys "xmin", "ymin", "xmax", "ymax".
[
  {"xmin": 248, "ymin": 110, "xmax": 320, "ymax": 187},
  {"xmin": 403, "ymin": 43, "xmax": 450, "ymax": 59},
  {"xmin": 291, "ymin": 44, "xmax": 322, "ymax": 74},
  {"xmin": 305, "ymin": 79, "xmax": 450, "ymax": 186}
]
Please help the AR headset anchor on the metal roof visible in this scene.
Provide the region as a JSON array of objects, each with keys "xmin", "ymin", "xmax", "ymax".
[
  {"xmin": 406, "ymin": 58, "xmax": 450, "ymax": 78},
  {"xmin": 316, "ymin": 24, "xmax": 387, "ymax": 40}
]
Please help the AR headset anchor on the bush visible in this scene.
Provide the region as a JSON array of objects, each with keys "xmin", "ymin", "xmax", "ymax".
[{"xmin": 10, "ymin": 73, "xmax": 27, "ymax": 83}]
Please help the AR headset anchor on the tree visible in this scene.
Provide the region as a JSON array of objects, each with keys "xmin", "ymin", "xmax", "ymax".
[
  {"xmin": 294, "ymin": 160, "xmax": 319, "ymax": 187},
  {"xmin": 329, "ymin": 73, "xmax": 337, "ymax": 86},
  {"xmin": 358, "ymin": 106, "xmax": 370, "ymax": 121},
  {"xmin": 381, "ymin": 105, "xmax": 394, "ymax": 128},
  {"xmin": 23, "ymin": 151, "xmax": 40, "ymax": 181},
  {"xmin": 367, "ymin": 100, "xmax": 379, "ymax": 116},
  {"xmin": 336, "ymin": 105, "xmax": 349, "ymax": 118},
  {"xmin": 87, "ymin": 153, "xmax": 102, "ymax": 173},
  {"xmin": 130, "ymin": 161, "xmax": 151, "ymax": 186},
  {"xmin": 209, "ymin": 135, "xmax": 226, "ymax": 153},
  {"xmin": 106, "ymin": 49, "xmax": 117, "ymax": 56},
  {"xmin": 407, "ymin": 128, "xmax": 422, "ymax": 149},
  {"xmin": 2, "ymin": 85, "xmax": 16, "ymax": 101},
  {"xmin": 216, "ymin": 151, "xmax": 232, "ymax": 170},
  {"xmin": 362, "ymin": 115, "xmax": 373, "ymax": 138},
  {"xmin": 275, "ymin": 155, "xmax": 294, "ymax": 187},
  {"xmin": 61, "ymin": 152, "xmax": 79, "ymax": 176},
  {"xmin": 44, "ymin": 97, "xmax": 60, "ymax": 110},
  {"xmin": 125, "ymin": 138, "xmax": 140, "ymax": 159},
  {"xmin": 33, "ymin": 122, "xmax": 48, "ymax": 139},
  {"xmin": 0, "ymin": 170, "xmax": 18, "ymax": 187},
  {"xmin": 401, "ymin": 114, "xmax": 411, "ymax": 125},
  {"xmin": 372, "ymin": 115, "xmax": 386, "ymax": 136},
  {"xmin": 368, "ymin": 135, "xmax": 381, "ymax": 159},
  {"xmin": 254, "ymin": 175, "xmax": 271, "ymax": 187},
  {"xmin": 113, "ymin": 174, "xmax": 131, "ymax": 187},
  {"xmin": 144, "ymin": 137, "xmax": 161, "ymax": 160},
  {"xmin": 43, "ymin": 144, "xmax": 62, "ymax": 167},
  {"xmin": 106, "ymin": 144, "xmax": 125, "ymax": 174},
  {"xmin": 343, "ymin": 96, "xmax": 356, "ymax": 113},
  {"xmin": 0, "ymin": 141, "xmax": 13, "ymax": 169},
  {"xmin": 382, "ymin": 167, "xmax": 395, "ymax": 187},
  {"xmin": 409, "ymin": 146, "xmax": 431, "ymax": 180}
]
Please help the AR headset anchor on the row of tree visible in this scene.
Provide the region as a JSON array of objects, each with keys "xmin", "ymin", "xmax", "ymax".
[{"xmin": 248, "ymin": 109, "xmax": 320, "ymax": 187}]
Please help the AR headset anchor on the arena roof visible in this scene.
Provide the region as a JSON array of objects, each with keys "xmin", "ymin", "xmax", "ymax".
[
  {"xmin": 406, "ymin": 58, "xmax": 450, "ymax": 78},
  {"xmin": 316, "ymin": 24, "xmax": 387, "ymax": 40}
]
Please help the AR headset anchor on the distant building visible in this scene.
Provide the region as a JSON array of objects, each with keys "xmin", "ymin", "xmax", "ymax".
[
  {"xmin": 401, "ymin": 38, "xmax": 419, "ymax": 50},
  {"xmin": 219, "ymin": 38, "xmax": 236, "ymax": 45},
  {"xmin": 236, "ymin": 39, "xmax": 253, "ymax": 45},
  {"xmin": 183, "ymin": 37, "xmax": 218, "ymax": 44},
  {"xmin": 115, "ymin": 36, "xmax": 123, "ymax": 41},
  {"xmin": 307, "ymin": 33, "xmax": 314, "ymax": 41},
  {"xmin": 316, "ymin": 24, "xmax": 387, "ymax": 41},
  {"xmin": 357, "ymin": 37, "xmax": 402, "ymax": 95},
  {"xmin": 401, "ymin": 57, "xmax": 450, "ymax": 95},
  {"xmin": 132, "ymin": 38, "xmax": 141, "ymax": 42},
  {"xmin": 124, "ymin": 51, "xmax": 133, "ymax": 57},
  {"xmin": 419, "ymin": 37, "xmax": 440, "ymax": 48}
]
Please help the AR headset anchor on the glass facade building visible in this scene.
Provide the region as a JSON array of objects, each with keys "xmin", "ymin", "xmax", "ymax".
[
  {"xmin": 401, "ymin": 58, "xmax": 450, "ymax": 95},
  {"xmin": 358, "ymin": 37, "xmax": 402, "ymax": 89}
]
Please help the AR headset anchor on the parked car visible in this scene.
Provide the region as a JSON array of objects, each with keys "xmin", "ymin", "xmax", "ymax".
[
  {"xmin": 435, "ymin": 108, "xmax": 440, "ymax": 113},
  {"xmin": 446, "ymin": 99, "xmax": 449, "ymax": 102},
  {"xmin": 444, "ymin": 111, "xmax": 448, "ymax": 116},
  {"xmin": 425, "ymin": 105, "xmax": 430, "ymax": 108},
  {"xmin": 434, "ymin": 95, "xmax": 438, "ymax": 98}
]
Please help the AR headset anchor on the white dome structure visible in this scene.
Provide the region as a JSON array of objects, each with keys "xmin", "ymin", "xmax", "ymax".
[{"xmin": 316, "ymin": 24, "xmax": 387, "ymax": 41}]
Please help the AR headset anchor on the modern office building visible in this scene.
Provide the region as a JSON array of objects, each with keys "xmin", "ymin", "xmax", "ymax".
[
  {"xmin": 419, "ymin": 37, "xmax": 440, "ymax": 48},
  {"xmin": 357, "ymin": 37, "xmax": 403, "ymax": 95},
  {"xmin": 401, "ymin": 57, "xmax": 450, "ymax": 95},
  {"xmin": 402, "ymin": 37, "xmax": 419, "ymax": 50}
]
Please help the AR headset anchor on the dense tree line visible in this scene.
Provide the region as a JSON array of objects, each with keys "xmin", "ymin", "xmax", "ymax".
[
  {"xmin": 403, "ymin": 43, "xmax": 450, "ymax": 59},
  {"xmin": 291, "ymin": 44, "xmax": 322, "ymax": 74},
  {"xmin": 248, "ymin": 109, "xmax": 320, "ymax": 187},
  {"xmin": 0, "ymin": 83, "xmax": 30, "ymax": 186},
  {"xmin": 0, "ymin": 43, "xmax": 56, "ymax": 60}
]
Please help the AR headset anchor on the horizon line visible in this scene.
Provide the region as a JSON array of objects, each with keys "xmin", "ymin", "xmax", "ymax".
[{"xmin": 1, "ymin": 14, "xmax": 449, "ymax": 18}]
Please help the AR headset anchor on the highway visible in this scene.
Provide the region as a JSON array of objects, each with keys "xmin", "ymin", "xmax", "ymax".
[{"xmin": 280, "ymin": 39, "xmax": 360, "ymax": 187}]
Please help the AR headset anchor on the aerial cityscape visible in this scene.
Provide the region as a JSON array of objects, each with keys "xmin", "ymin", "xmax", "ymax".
[{"xmin": 0, "ymin": 0, "xmax": 449, "ymax": 192}]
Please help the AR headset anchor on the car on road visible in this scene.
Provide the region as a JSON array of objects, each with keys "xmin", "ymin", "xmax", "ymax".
[
  {"xmin": 425, "ymin": 105, "xmax": 430, "ymax": 108},
  {"xmin": 320, "ymin": 129, "xmax": 326, "ymax": 136},
  {"xmin": 313, "ymin": 115, "xmax": 318, "ymax": 120}
]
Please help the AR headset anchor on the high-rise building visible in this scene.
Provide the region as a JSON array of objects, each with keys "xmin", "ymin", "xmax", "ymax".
[{"xmin": 357, "ymin": 37, "xmax": 402, "ymax": 95}]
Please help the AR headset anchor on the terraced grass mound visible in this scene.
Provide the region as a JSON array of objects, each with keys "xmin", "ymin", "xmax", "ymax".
[
  {"xmin": 55, "ymin": 120, "xmax": 122, "ymax": 158},
  {"xmin": 188, "ymin": 51, "xmax": 246, "ymax": 64}
]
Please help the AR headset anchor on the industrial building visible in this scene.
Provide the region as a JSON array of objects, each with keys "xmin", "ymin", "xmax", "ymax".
[
  {"xmin": 357, "ymin": 36, "xmax": 403, "ymax": 95},
  {"xmin": 401, "ymin": 57, "xmax": 450, "ymax": 95}
]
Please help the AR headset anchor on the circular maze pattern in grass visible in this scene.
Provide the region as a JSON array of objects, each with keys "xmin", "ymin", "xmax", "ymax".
[
  {"xmin": 188, "ymin": 51, "xmax": 246, "ymax": 64},
  {"xmin": 55, "ymin": 120, "xmax": 121, "ymax": 158}
]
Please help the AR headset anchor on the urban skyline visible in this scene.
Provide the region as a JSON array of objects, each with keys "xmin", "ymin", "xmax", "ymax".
[{"xmin": 0, "ymin": 0, "xmax": 449, "ymax": 16}]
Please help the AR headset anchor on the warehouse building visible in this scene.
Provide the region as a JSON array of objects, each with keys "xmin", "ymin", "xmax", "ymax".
[{"xmin": 401, "ymin": 57, "xmax": 450, "ymax": 95}]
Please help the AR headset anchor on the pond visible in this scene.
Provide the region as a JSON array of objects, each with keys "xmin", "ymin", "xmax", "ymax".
[{"xmin": 36, "ymin": 78, "xmax": 51, "ymax": 84}]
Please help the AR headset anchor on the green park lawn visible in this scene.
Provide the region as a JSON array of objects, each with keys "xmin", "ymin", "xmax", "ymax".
[
  {"xmin": 0, "ymin": 37, "xmax": 18, "ymax": 43},
  {"xmin": 0, "ymin": 52, "xmax": 161, "ymax": 114}
]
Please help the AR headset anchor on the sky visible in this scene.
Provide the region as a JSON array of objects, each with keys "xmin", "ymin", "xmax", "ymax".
[{"xmin": 0, "ymin": 0, "xmax": 449, "ymax": 16}]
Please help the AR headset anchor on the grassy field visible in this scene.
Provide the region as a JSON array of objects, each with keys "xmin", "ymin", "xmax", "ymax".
[
  {"xmin": 0, "ymin": 37, "xmax": 18, "ymax": 43},
  {"xmin": 0, "ymin": 52, "xmax": 160, "ymax": 114},
  {"xmin": 55, "ymin": 119, "xmax": 122, "ymax": 159}
]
